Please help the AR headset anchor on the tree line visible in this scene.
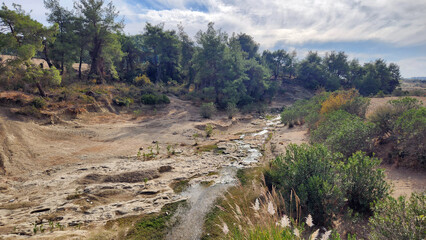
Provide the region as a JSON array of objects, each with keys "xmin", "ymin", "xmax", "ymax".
[{"xmin": 0, "ymin": 0, "xmax": 401, "ymax": 108}]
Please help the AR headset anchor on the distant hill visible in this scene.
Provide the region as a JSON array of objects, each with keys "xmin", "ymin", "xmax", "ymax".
[{"xmin": 407, "ymin": 77, "xmax": 426, "ymax": 81}]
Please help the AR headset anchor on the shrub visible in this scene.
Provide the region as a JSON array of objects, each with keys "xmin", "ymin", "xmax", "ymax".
[
  {"xmin": 280, "ymin": 92, "xmax": 329, "ymax": 127},
  {"xmin": 311, "ymin": 110, "xmax": 374, "ymax": 157},
  {"xmin": 388, "ymin": 97, "xmax": 422, "ymax": 113},
  {"xmin": 368, "ymin": 105, "xmax": 398, "ymax": 137},
  {"xmin": 133, "ymin": 74, "xmax": 152, "ymax": 86},
  {"xmin": 140, "ymin": 93, "xmax": 170, "ymax": 105},
  {"xmin": 205, "ymin": 124, "xmax": 213, "ymax": 137},
  {"xmin": 32, "ymin": 97, "xmax": 46, "ymax": 109},
  {"xmin": 369, "ymin": 193, "xmax": 426, "ymax": 240},
  {"xmin": 320, "ymin": 89, "xmax": 369, "ymax": 118},
  {"xmin": 200, "ymin": 102, "xmax": 216, "ymax": 118},
  {"xmin": 113, "ymin": 97, "xmax": 133, "ymax": 107},
  {"xmin": 394, "ymin": 107, "xmax": 426, "ymax": 166},
  {"xmin": 264, "ymin": 144, "xmax": 344, "ymax": 226},
  {"xmin": 375, "ymin": 90, "xmax": 385, "ymax": 98},
  {"xmin": 342, "ymin": 152, "xmax": 389, "ymax": 213},
  {"xmin": 226, "ymin": 102, "xmax": 238, "ymax": 119},
  {"xmin": 391, "ymin": 88, "xmax": 407, "ymax": 96}
]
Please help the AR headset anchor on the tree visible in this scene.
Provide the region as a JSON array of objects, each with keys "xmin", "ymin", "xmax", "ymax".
[
  {"xmin": 297, "ymin": 51, "xmax": 328, "ymax": 90},
  {"xmin": 143, "ymin": 23, "xmax": 181, "ymax": 84},
  {"xmin": 44, "ymin": 0, "xmax": 78, "ymax": 74},
  {"xmin": 75, "ymin": 0, "xmax": 123, "ymax": 83},
  {"xmin": 0, "ymin": 3, "xmax": 57, "ymax": 64},
  {"xmin": 323, "ymin": 51, "xmax": 349, "ymax": 90},
  {"xmin": 231, "ymin": 33, "xmax": 259, "ymax": 59},
  {"xmin": 0, "ymin": 3, "xmax": 60, "ymax": 96},
  {"xmin": 177, "ymin": 24, "xmax": 195, "ymax": 84}
]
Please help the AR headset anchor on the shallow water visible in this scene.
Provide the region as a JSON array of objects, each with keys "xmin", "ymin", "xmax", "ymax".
[{"xmin": 166, "ymin": 115, "xmax": 280, "ymax": 239}]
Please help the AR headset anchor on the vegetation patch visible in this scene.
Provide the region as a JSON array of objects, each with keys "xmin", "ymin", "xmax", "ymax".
[
  {"xmin": 140, "ymin": 93, "xmax": 170, "ymax": 105},
  {"xmin": 102, "ymin": 200, "xmax": 186, "ymax": 240},
  {"xmin": 170, "ymin": 179, "xmax": 190, "ymax": 193}
]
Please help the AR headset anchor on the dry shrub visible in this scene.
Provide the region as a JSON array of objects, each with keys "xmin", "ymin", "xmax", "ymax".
[{"xmin": 320, "ymin": 89, "xmax": 358, "ymax": 115}]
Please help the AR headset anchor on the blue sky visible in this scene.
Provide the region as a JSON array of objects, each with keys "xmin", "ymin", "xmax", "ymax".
[{"xmin": 4, "ymin": 0, "xmax": 426, "ymax": 77}]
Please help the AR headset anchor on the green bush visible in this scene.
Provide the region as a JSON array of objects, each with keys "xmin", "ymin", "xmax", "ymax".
[
  {"xmin": 389, "ymin": 97, "xmax": 422, "ymax": 113},
  {"xmin": 394, "ymin": 107, "xmax": 426, "ymax": 166},
  {"xmin": 342, "ymin": 152, "xmax": 389, "ymax": 213},
  {"xmin": 140, "ymin": 93, "xmax": 170, "ymax": 105},
  {"xmin": 341, "ymin": 96, "xmax": 370, "ymax": 118},
  {"xmin": 200, "ymin": 102, "xmax": 216, "ymax": 118},
  {"xmin": 375, "ymin": 90, "xmax": 385, "ymax": 98},
  {"xmin": 369, "ymin": 193, "xmax": 425, "ymax": 240},
  {"xmin": 113, "ymin": 97, "xmax": 133, "ymax": 107},
  {"xmin": 369, "ymin": 105, "xmax": 398, "ymax": 137},
  {"xmin": 311, "ymin": 110, "xmax": 374, "ymax": 157},
  {"xmin": 280, "ymin": 92, "xmax": 329, "ymax": 127},
  {"xmin": 32, "ymin": 97, "xmax": 46, "ymax": 109},
  {"xmin": 265, "ymin": 144, "xmax": 344, "ymax": 226},
  {"xmin": 226, "ymin": 102, "xmax": 238, "ymax": 119}
]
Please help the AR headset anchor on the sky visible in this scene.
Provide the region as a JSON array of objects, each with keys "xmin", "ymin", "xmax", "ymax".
[{"xmin": 4, "ymin": 0, "xmax": 426, "ymax": 77}]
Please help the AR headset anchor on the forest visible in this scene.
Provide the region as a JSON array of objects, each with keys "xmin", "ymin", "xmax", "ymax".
[{"xmin": 0, "ymin": 0, "xmax": 401, "ymax": 110}]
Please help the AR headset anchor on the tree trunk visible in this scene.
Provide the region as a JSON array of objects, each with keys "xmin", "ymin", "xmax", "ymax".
[
  {"xmin": 36, "ymin": 82, "xmax": 47, "ymax": 98},
  {"xmin": 78, "ymin": 47, "xmax": 83, "ymax": 80},
  {"xmin": 42, "ymin": 44, "xmax": 53, "ymax": 68},
  {"xmin": 89, "ymin": 36, "xmax": 104, "ymax": 84}
]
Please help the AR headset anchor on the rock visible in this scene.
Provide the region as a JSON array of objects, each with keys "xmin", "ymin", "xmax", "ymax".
[
  {"xmin": 30, "ymin": 208, "xmax": 50, "ymax": 214},
  {"xmin": 133, "ymin": 207, "xmax": 144, "ymax": 212},
  {"xmin": 158, "ymin": 165, "xmax": 173, "ymax": 173},
  {"xmin": 137, "ymin": 190, "xmax": 160, "ymax": 195},
  {"xmin": 68, "ymin": 221, "xmax": 81, "ymax": 227},
  {"xmin": 115, "ymin": 210, "xmax": 127, "ymax": 216}
]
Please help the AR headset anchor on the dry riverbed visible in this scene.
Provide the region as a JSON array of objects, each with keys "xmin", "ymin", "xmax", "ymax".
[{"xmin": 0, "ymin": 96, "xmax": 424, "ymax": 239}]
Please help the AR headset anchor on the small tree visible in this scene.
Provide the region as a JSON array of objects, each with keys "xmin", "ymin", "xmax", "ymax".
[{"xmin": 200, "ymin": 102, "xmax": 216, "ymax": 118}]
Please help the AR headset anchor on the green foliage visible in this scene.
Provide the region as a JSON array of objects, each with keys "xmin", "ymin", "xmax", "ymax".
[
  {"xmin": 394, "ymin": 107, "xmax": 426, "ymax": 165},
  {"xmin": 342, "ymin": 152, "xmax": 389, "ymax": 213},
  {"xmin": 113, "ymin": 97, "xmax": 133, "ymax": 107},
  {"xmin": 126, "ymin": 201, "xmax": 185, "ymax": 240},
  {"xmin": 311, "ymin": 110, "xmax": 374, "ymax": 157},
  {"xmin": 32, "ymin": 97, "xmax": 47, "ymax": 109},
  {"xmin": 226, "ymin": 102, "xmax": 238, "ymax": 119},
  {"xmin": 200, "ymin": 102, "xmax": 216, "ymax": 118},
  {"xmin": 389, "ymin": 96, "xmax": 422, "ymax": 112},
  {"xmin": 265, "ymin": 144, "xmax": 344, "ymax": 226},
  {"xmin": 369, "ymin": 193, "xmax": 425, "ymax": 240},
  {"xmin": 265, "ymin": 144, "xmax": 390, "ymax": 227},
  {"xmin": 140, "ymin": 93, "xmax": 170, "ymax": 105},
  {"xmin": 205, "ymin": 124, "xmax": 213, "ymax": 137},
  {"xmin": 280, "ymin": 92, "xmax": 329, "ymax": 127},
  {"xmin": 75, "ymin": 0, "xmax": 123, "ymax": 82}
]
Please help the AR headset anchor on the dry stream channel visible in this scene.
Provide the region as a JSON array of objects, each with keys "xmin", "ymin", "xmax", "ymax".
[{"xmin": 167, "ymin": 116, "xmax": 280, "ymax": 240}]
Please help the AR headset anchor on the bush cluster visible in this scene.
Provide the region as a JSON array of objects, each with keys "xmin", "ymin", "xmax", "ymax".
[
  {"xmin": 369, "ymin": 97, "xmax": 424, "ymax": 167},
  {"xmin": 369, "ymin": 193, "xmax": 425, "ymax": 240},
  {"xmin": 311, "ymin": 110, "xmax": 374, "ymax": 157},
  {"xmin": 140, "ymin": 93, "xmax": 170, "ymax": 105},
  {"xmin": 200, "ymin": 102, "xmax": 216, "ymax": 118},
  {"xmin": 280, "ymin": 92, "xmax": 329, "ymax": 127},
  {"xmin": 265, "ymin": 144, "xmax": 389, "ymax": 226}
]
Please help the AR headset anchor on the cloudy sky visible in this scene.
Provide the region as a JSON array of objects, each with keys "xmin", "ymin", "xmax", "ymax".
[{"xmin": 4, "ymin": 0, "xmax": 426, "ymax": 77}]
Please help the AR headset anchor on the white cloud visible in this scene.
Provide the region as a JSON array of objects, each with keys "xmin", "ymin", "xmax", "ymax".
[{"xmin": 397, "ymin": 57, "xmax": 426, "ymax": 77}]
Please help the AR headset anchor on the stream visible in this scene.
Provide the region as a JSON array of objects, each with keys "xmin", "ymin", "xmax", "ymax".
[{"xmin": 166, "ymin": 116, "xmax": 281, "ymax": 240}]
